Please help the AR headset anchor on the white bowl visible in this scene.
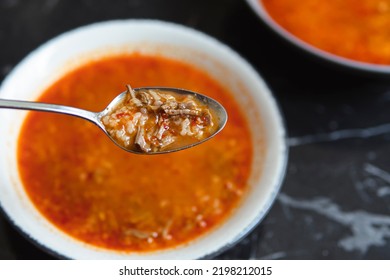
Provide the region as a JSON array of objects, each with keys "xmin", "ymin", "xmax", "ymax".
[
  {"xmin": 246, "ymin": 0, "xmax": 390, "ymax": 74},
  {"xmin": 0, "ymin": 20, "xmax": 287, "ymax": 259}
]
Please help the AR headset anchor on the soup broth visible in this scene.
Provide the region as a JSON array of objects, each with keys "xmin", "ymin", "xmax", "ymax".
[
  {"xmin": 17, "ymin": 54, "xmax": 256, "ymax": 252},
  {"xmin": 262, "ymin": 0, "xmax": 390, "ymax": 64}
]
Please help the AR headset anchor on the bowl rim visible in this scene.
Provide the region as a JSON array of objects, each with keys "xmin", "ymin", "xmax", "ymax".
[
  {"xmin": 0, "ymin": 19, "xmax": 288, "ymax": 259},
  {"xmin": 245, "ymin": 0, "xmax": 390, "ymax": 74}
]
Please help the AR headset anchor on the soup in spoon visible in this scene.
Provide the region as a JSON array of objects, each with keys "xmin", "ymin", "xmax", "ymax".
[{"xmin": 102, "ymin": 85, "xmax": 220, "ymax": 153}]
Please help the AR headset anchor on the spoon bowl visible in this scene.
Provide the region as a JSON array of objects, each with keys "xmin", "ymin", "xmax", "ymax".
[
  {"xmin": 98, "ymin": 87, "xmax": 227, "ymax": 154},
  {"xmin": 0, "ymin": 87, "xmax": 227, "ymax": 154}
]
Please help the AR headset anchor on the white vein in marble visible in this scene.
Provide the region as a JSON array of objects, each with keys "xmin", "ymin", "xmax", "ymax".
[
  {"xmin": 365, "ymin": 164, "xmax": 390, "ymax": 184},
  {"xmin": 288, "ymin": 123, "xmax": 390, "ymax": 146},
  {"xmin": 259, "ymin": 251, "xmax": 287, "ymax": 260},
  {"xmin": 356, "ymin": 164, "xmax": 390, "ymax": 198},
  {"xmin": 278, "ymin": 193, "xmax": 390, "ymax": 253}
]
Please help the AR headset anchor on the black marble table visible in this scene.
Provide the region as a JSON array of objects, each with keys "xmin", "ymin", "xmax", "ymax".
[{"xmin": 1, "ymin": 0, "xmax": 390, "ymax": 260}]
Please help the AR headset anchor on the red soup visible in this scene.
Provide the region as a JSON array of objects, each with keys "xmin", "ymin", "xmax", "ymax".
[
  {"xmin": 262, "ymin": 0, "xmax": 390, "ymax": 65},
  {"xmin": 17, "ymin": 54, "xmax": 256, "ymax": 252}
]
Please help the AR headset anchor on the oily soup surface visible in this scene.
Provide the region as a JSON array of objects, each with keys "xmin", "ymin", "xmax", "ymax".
[
  {"xmin": 262, "ymin": 0, "xmax": 390, "ymax": 64},
  {"xmin": 18, "ymin": 54, "xmax": 255, "ymax": 252}
]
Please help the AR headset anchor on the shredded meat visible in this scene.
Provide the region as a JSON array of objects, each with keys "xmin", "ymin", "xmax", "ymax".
[{"xmin": 101, "ymin": 85, "xmax": 216, "ymax": 153}]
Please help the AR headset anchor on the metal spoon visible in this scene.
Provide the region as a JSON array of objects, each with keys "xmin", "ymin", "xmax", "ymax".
[{"xmin": 0, "ymin": 87, "xmax": 227, "ymax": 154}]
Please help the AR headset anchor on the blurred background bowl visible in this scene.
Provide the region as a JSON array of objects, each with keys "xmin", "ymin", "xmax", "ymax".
[
  {"xmin": 246, "ymin": 0, "xmax": 390, "ymax": 74},
  {"xmin": 0, "ymin": 20, "xmax": 287, "ymax": 259}
]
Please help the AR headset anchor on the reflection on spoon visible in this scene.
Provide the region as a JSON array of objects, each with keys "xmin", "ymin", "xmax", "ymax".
[{"xmin": 0, "ymin": 85, "xmax": 227, "ymax": 154}]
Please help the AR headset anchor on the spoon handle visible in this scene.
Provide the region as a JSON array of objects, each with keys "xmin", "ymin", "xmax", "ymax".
[{"xmin": 0, "ymin": 98, "xmax": 98, "ymax": 123}]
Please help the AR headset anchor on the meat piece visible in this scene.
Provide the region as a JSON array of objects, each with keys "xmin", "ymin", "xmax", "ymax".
[
  {"xmin": 135, "ymin": 126, "xmax": 151, "ymax": 152},
  {"xmin": 138, "ymin": 91, "xmax": 152, "ymax": 105},
  {"xmin": 165, "ymin": 109, "xmax": 200, "ymax": 116}
]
